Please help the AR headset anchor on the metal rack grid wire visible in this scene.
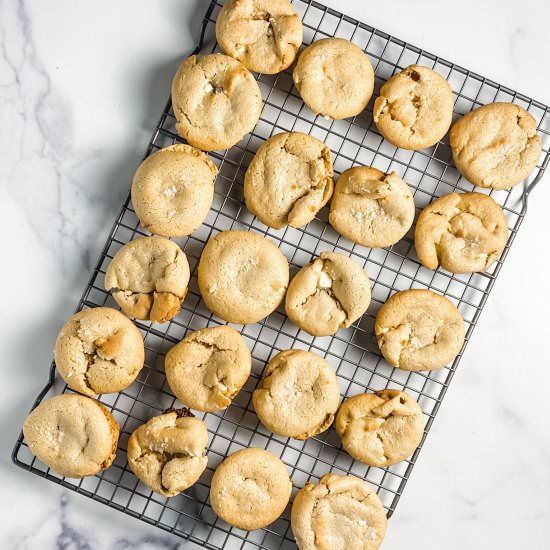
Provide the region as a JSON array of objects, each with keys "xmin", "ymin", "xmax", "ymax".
[{"xmin": 12, "ymin": 0, "xmax": 550, "ymax": 548}]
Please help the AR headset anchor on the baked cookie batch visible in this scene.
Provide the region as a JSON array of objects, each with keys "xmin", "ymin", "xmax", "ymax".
[{"xmin": 23, "ymin": 0, "xmax": 543, "ymax": 547}]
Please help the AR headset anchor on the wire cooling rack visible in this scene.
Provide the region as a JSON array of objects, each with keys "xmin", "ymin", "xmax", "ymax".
[{"xmin": 12, "ymin": 1, "xmax": 550, "ymax": 549}]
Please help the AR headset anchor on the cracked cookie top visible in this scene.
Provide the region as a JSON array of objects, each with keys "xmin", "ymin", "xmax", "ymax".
[
  {"xmin": 244, "ymin": 132, "xmax": 334, "ymax": 229},
  {"xmin": 210, "ymin": 447, "xmax": 292, "ymax": 530},
  {"xmin": 198, "ymin": 230, "xmax": 289, "ymax": 324},
  {"xmin": 216, "ymin": 0, "xmax": 303, "ymax": 74},
  {"xmin": 329, "ymin": 166, "xmax": 415, "ymax": 248},
  {"xmin": 293, "ymin": 38, "xmax": 375, "ymax": 120},
  {"xmin": 23, "ymin": 394, "xmax": 119, "ymax": 478},
  {"xmin": 131, "ymin": 144, "xmax": 218, "ymax": 237},
  {"xmin": 335, "ymin": 390, "xmax": 424, "ymax": 467},
  {"xmin": 54, "ymin": 307, "xmax": 145, "ymax": 396},
  {"xmin": 252, "ymin": 349, "xmax": 340, "ymax": 439},
  {"xmin": 285, "ymin": 251, "xmax": 371, "ymax": 336},
  {"xmin": 291, "ymin": 473, "xmax": 387, "ymax": 550},
  {"xmin": 171, "ymin": 53, "xmax": 262, "ymax": 151},
  {"xmin": 375, "ymin": 289, "xmax": 465, "ymax": 371},
  {"xmin": 105, "ymin": 236, "xmax": 190, "ymax": 323},
  {"xmin": 165, "ymin": 326, "xmax": 252, "ymax": 412},
  {"xmin": 415, "ymin": 191, "xmax": 508, "ymax": 273},
  {"xmin": 127, "ymin": 409, "xmax": 208, "ymax": 497},
  {"xmin": 450, "ymin": 102, "xmax": 542, "ymax": 189},
  {"xmin": 373, "ymin": 65, "xmax": 454, "ymax": 150}
]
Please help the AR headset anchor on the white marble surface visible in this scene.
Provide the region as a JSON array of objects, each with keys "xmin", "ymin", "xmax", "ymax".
[{"xmin": 1, "ymin": 0, "xmax": 549, "ymax": 548}]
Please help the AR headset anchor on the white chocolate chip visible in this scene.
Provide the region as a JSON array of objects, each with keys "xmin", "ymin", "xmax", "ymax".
[
  {"xmin": 318, "ymin": 270, "xmax": 332, "ymax": 289},
  {"xmin": 163, "ymin": 185, "xmax": 177, "ymax": 197}
]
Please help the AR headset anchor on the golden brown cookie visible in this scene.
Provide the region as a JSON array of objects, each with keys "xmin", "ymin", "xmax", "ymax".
[
  {"xmin": 127, "ymin": 408, "xmax": 208, "ymax": 497},
  {"xmin": 216, "ymin": 0, "xmax": 303, "ymax": 74},
  {"xmin": 415, "ymin": 192, "xmax": 508, "ymax": 273},
  {"xmin": 291, "ymin": 474, "xmax": 387, "ymax": 550},
  {"xmin": 131, "ymin": 144, "xmax": 218, "ymax": 237},
  {"xmin": 329, "ymin": 166, "xmax": 415, "ymax": 248},
  {"xmin": 285, "ymin": 252, "xmax": 371, "ymax": 336},
  {"xmin": 373, "ymin": 65, "xmax": 454, "ymax": 150},
  {"xmin": 375, "ymin": 289, "xmax": 465, "ymax": 371},
  {"xmin": 210, "ymin": 448, "xmax": 292, "ymax": 530},
  {"xmin": 165, "ymin": 326, "xmax": 252, "ymax": 412},
  {"xmin": 54, "ymin": 307, "xmax": 144, "ymax": 396},
  {"xmin": 293, "ymin": 38, "xmax": 374, "ymax": 119},
  {"xmin": 450, "ymin": 102, "xmax": 541, "ymax": 189},
  {"xmin": 23, "ymin": 394, "xmax": 119, "ymax": 478},
  {"xmin": 252, "ymin": 349, "xmax": 340, "ymax": 439},
  {"xmin": 104, "ymin": 236, "xmax": 190, "ymax": 323},
  {"xmin": 335, "ymin": 390, "xmax": 424, "ymax": 467},
  {"xmin": 171, "ymin": 53, "xmax": 262, "ymax": 151},
  {"xmin": 198, "ymin": 230, "xmax": 289, "ymax": 324},
  {"xmin": 244, "ymin": 132, "xmax": 334, "ymax": 229}
]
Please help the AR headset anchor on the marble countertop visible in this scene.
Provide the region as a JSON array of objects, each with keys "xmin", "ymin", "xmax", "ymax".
[{"xmin": 1, "ymin": 0, "xmax": 549, "ymax": 548}]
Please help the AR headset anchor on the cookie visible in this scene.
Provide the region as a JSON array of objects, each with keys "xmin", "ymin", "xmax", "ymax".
[
  {"xmin": 373, "ymin": 65, "xmax": 454, "ymax": 150},
  {"xmin": 131, "ymin": 144, "xmax": 218, "ymax": 237},
  {"xmin": 414, "ymin": 192, "xmax": 508, "ymax": 273},
  {"xmin": 244, "ymin": 132, "xmax": 334, "ymax": 229},
  {"xmin": 105, "ymin": 236, "xmax": 190, "ymax": 323},
  {"xmin": 198, "ymin": 230, "xmax": 289, "ymax": 324},
  {"xmin": 285, "ymin": 252, "xmax": 371, "ymax": 336},
  {"xmin": 293, "ymin": 38, "xmax": 374, "ymax": 119},
  {"xmin": 127, "ymin": 408, "xmax": 208, "ymax": 497},
  {"xmin": 171, "ymin": 53, "xmax": 262, "ymax": 151},
  {"xmin": 335, "ymin": 390, "xmax": 424, "ymax": 467},
  {"xmin": 23, "ymin": 394, "xmax": 119, "ymax": 478},
  {"xmin": 216, "ymin": 0, "xmax": 303, "ymax": 74},
  {"xmin": 450, "ymin": 102, "xmax": 541, "ymax": 189},
  {"xmin": 54, "ymin": 307, "xmax": 144, "ymax": 396},
  {"xmin": 252, "ymin": 349, "xmax": 340, "ymax": 439},
  {"xmin": 165, "ymin": 326, "xmax": 252, "ymax": 412},
  {"xmin": 291, "ymin": 473, "xmax": 387, "ymax": 550},
  {"xmin": 375, "ymin": 289, "xmax": 465, "ymax": 371},
  {"xmin": 329, "ymin": 166, "xmax": 415, "ymax": 248},
  {"xmin": 210, "ymin": 448, "xmax": 292, "ymax": 530}
]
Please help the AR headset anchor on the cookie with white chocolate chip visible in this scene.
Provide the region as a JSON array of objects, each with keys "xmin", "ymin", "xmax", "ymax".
[
  {"xmin": 127, "ymin": 408, "xmax": 208, "ymax": 497},
  {"xmin": 197, "ymin": 230, "xmax": 289, "ymax": 324},
  {"xmin": 244, "ymin": 132, "xmax": 334, "ymax": 229},
  {"xmin": 293, "ymin": 38, "xmax": 375, "ymax": 120},
  {"xmin": 329, "ymin": 166, "xmax": 415, "ymax": 248},
  {"xmin": 285, "ymin": 251, "xmax": 371, "ymax": 336},
  {"xmin": 415, "ymin": 192, "xmax": 508, "ymax": 273},
  {"xmin": 54, "ymin": 307, "xmax": 144, "ymax": 396},
  {"xmin": 450, "ymin": 102, "xmax": 541, "ymax": 189},
  {"xmin": 216, "ymin": 0, "xmax": 303, "ymax": 74},
  {"xmin": 131, "ymin": 144, "xmax": 218, "ymax": 237},
  {"xmin": 252, "ymin": 349, "xmax": 340, "ymax": 439},
  {"xmin": 373, "ymin": 65, "xmax": 454, "ymax": 150},
  {"xmin": 23, "ymin": 394, "xmax": 119, "ymax": 478},
  {"xmin": 291, "ymin": 473, "xmax": 387, "ymax": 550},
  {"xmin": 335, "ymin": 390, "xmax": 424, "ymax": 467},
  {"xmin": 210, "ymin": 448, "xmax": 292, "ymax": 530},
  {"xmin": 375, "ymin": 289, "xmax": 465, "ymax": 371},
  {"xmin": 171, "ymin": 53, "xmax": 262, "ymax": 151},
  {"xmin": 105, "ymin": 236, "xmax": 190, "ymax": 323},
  {"xmin": 165, "ymin": 326, "xmax": 252, "ymax": 412}
]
